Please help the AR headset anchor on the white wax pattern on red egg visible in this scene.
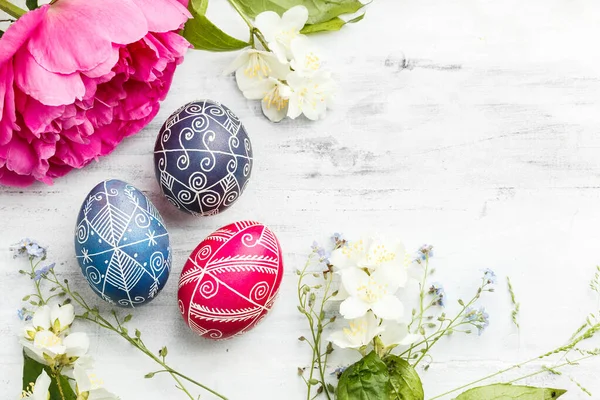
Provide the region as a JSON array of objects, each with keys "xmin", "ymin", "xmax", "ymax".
[{"xmin": 178, "ymin": 221, "xmax": 284, "ymax": 340}]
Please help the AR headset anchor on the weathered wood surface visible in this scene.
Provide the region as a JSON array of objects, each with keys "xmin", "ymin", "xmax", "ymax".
[{"xmin": 2, "ymin": 0, "xmax": 600, "ymax": 398}]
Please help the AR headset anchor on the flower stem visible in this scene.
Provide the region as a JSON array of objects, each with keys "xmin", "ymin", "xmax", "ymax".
[
  {"xmin": 47, "ymin": 272, "xmax": 228, "ymax": 400},
  {"xmin": 52, "ymin": 371, "xmax": 67, "ymax": 400},
  {"xmin": 30, "ymin": 260, "xmax": 46, "ymax": 306},
  {"xmin": 428, "ymin": 344, "xmax": 599, "ymax": 399},
  {"xmin": 225, "ymin": 0, "xmax": 270, "ymax": 51},
  {"xmin": 0, "ymin": 0, "xmax": 25, "ymax": 19}
]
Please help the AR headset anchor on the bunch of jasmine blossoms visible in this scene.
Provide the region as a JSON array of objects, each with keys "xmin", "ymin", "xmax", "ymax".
[
  {"xmin": 13, "ymin": 239, "xmax": 228, "ymax": 400},
  {"xmin": 299, "ymin": 236, "xmax": 600, "ymax": 400},
  {"xmin": 12, "ymin": 239, "xmax": 117, "ymax": 400},
  {"xmin": 225, "ymin": 6, "xmax": 335, "ymax": 122},
  {"xmin": 297, "ymin": 236, "xmax": 501, "ymax": 400}
]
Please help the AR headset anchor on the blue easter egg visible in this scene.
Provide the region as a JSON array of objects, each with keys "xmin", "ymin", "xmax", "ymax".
[
  {"xmin": 74, "ymin": 179, "xmax": 171, "ymax": 307},
  {"xmin": 153, "ymin": 100, "xmax": 253, "ymax": 216}
]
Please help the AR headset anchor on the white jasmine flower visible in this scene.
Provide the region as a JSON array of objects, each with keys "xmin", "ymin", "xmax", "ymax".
[
  {"xmin": 286, "ymin": 70, "xmax": 334, "ymax": 121},
  {"xmin": 329, "ymin": 237, "xmax": 407, "ymax": 274},
  {"xmin": 63, "ymin": 332, "xmax": 90, "ymax": 359},
  {"xmin": 50, "ymin": 304, "xmax": 75, "ymax": 333},
  {"xmin": 31, "ymin": 305, "xmax": 52, "ymax": 331},
  {"xmin": 224, "ymin": 49, "xmax": 290, "ymax": 91},
  {"xmin": 74, "ymin": 356, "xmax": 118, "ymax": 399},
  {"xmin": 290, "ymin": 36, "xmax": 323, "ymax": 75},
  {"xmin": 21, "ymin": 370, "xmax": 51, "ymax": 399},
  {"xmin": 328, "ymin": 312, "xmax": 384, "ymax": 349},
  {"xmin": 22, "ymin": 330, "xmax": 66, "ymax": 365},
  {"xmin": 379, "ymin": 323, "xmax": 420, "ymax": 350},
  {"xmin": 340, "ymin": 265, "xmax": 406, "ymax": 321},
  {"xmin": 255, "ymin": 6, "xmax": 309, "ymax": 61},
  {"xmin": 242, "ymin": 77, "xmax": 292, "ymax": 122}
]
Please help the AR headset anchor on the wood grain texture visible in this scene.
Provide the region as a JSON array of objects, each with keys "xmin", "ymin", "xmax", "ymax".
[{"xmin": 2, "ymin": 0, "xmax": 600, "ymax": 398}]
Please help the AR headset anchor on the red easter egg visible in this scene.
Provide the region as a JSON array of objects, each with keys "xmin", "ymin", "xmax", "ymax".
[{"xmin": 178, "ymin": 221, "xmax": 284, "ymax": 339}]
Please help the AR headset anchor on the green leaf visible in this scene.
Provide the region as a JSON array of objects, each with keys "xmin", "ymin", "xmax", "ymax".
[
  {"xmin": 25, "ymin": 0, "xmax": 38, "ymax": 10},
  {"xmin": 183, "ymin": 0, "xmax": 250, "ymax": 52},
  {"xmin": 233, "ymin": 0, "xmax": 365, "ymax": 25},
  {"xmin": 384, "ymin": 355, "xmax": 424, "ymax": 400},
  {"xmin": 336, "ymin": 351, "xmax": 391, "ymax": 400},
  {"xmin": 301, "ymin": 13, "xmax": 365, "ymax": 34},
  {"xmin": 22, "ymin": 352, "xmax": 77, "ymax": 400},
  {"xmin": 455, "ymin": 384, "xmax": 567, "ymax": 400}
]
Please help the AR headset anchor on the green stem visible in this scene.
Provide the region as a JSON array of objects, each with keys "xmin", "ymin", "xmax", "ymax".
[
  {"xmin": 30, "ymin": 260, "xmax": 46, "ymax": 306},
  {"xmin": 413, "ymin": 289, "xmax": 481, "ymax": 367},
  {"xmin": 506, "ymin": 354, "xmax": 597, "ymax": 385},
  {"xmin": 53, "ymin": 371, "xmax": 67, "ymax": 400},
  {"xmin": 416, "ymin": 256, "xmax": 430, "ymax": 330},
  {"xmin": 0, "ymin": 0, "xmax": 25, "ymax": 19},
  {"xmin": 225, "ymin": 0, "xmax": 270, "ymax": 51},
  {"xmin": 48, "ymin": 273, "xmax": 228, "ymax": 400},
  {"xmin": 316, "ymin": 273, "xmax": 333, "ymax": 400},
  {"xmin": 428, "ymin": 351, "xmax": 589, "ymax": 400}
]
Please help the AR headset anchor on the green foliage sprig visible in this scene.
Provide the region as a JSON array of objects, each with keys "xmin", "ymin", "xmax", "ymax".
[
  {"xmin": 182, "ymin": 0, "xmax": 366, "ymax": 51},
  {"xmin": 296, "ymin": 239, "xmax": 344, "ymax": 400},
  {"xmin": 16, "ymin": 243, "xmax": 228, "ymax": 400},
  {"xmin": 298, "ymin": 236, "xmax": 600, "ymax": 400}
]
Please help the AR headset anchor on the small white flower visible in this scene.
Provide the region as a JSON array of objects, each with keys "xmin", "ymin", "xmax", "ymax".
[
  {"xmin": 50, "ymin": 304, "xmax": 75, "ymax": 333},
  {"xmin": 328, "ymin": 312, "xmax": 384, "ymax": 349},
  {"xmin": 379, "ymin": 323, "xmax": 420, "ymax": 350},
  {"xmin": 23, "ymin": 330, "xmax": 88, "ymax": 366},
  {"xmin": 224, "ymin": 49, "xmax": 290, "ymax": 92},
  {"xmin": 31, "ymin": 305, "xmax": 51, "ymax": 331},
  {"xmin": 74, "ymin": 356, "xmax": 118, "ymax": 400},
  {"xmin": 329, "ymin": 237, "xmax": 406, "ymax": 274},
  {"xmin": 242, "ymin": 77, "xmax": 292, "ymax": 122},
  {"xmin": 255, "ymin": 6, "xmax": 309, "ymax": 61},
  {"xmin": 340, "ymin": 264, "xmax": 407, "ymax": 321},
  {"xmin": 63, "ymin": 332, "xmax": 90, "ymax": 359},
  {"xmin": 290, "ymin": 36, "xmax": 323, "ymax": 75},
  {"xmin": 286, "ymin": 70, "xmax": 334, "ymax": 121},
  {"xmin": 22, "ymin": 330, "xmax": 66, "ymax": 365},
  {"xmin": 21, "ymin": 370, "xmax": 51, "ymax": 400}
]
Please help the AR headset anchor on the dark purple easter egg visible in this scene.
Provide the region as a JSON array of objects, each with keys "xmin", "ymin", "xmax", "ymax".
[{"xmin": 153, "ymin": 100, "xmax": 253, "ymax": 216}]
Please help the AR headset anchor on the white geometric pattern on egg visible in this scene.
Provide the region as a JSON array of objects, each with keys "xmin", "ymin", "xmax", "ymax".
[
  {"xmin": 153, "ymin": 100, "xmax": 253, "ymax": 216},
  {"xmin": 74, "ymin": 179, "xmax": 172, "ymax": 308},
  {"xmin": 178, "ymin": 221, "xmax": 284, "ymax": 340}
]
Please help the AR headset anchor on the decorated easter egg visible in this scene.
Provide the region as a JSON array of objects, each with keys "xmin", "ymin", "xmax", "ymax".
[
  {"xmin": 178, "ymin": 221, "xmax": 284, "ymax": 339},
  {"xmin": 154, "ymin": 100, "xmax": 253, "ymax": 216},
  {"xmin": 74, "ymin": 179, "xmax": 171, "ymax": 307}
]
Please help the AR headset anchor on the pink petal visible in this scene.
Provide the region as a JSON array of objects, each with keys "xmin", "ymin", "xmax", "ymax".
[
  {"xmin": 0, "ymin": 6, "xmax": 48, "ymax": 66},
  {"xmin": 14, "ymin": 49, "xmax": 85, "ymax": 106},
  {"xmin": 0, "ymin": 167, "xmax": 36, "ymax": 187},
  {"xmin": 82, "ymin": 46, "xmax": 120, "ymax": 78},
  {"xmin": 0, "ymin": 62, "xmax": 18, "ymax": 145},
  {"xmin": 5, "ymin": 135, "xmax": 37, "ymax": 175},
  {"xmin": 132, "ymin": 0, "xmax": 191, "ymax": 33},
  {"xmin": 21, "ymin": 98, "xmax": 65, "ymax": 136},
  {"xmin": 154, "ymin": 31, "xmax": 191, "ymax": 58},
  {"xmin": 28, "ymin": 0, "xmax": 148, "ymax": 74}
]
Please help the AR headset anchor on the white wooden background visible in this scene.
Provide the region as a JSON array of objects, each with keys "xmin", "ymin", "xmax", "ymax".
[{"xmin": 2, "ymin": 0, "xmax": 600, "ymax": 398}]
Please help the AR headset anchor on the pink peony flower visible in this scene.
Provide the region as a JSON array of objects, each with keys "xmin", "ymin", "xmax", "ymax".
[{"xmin": 0, "ymin": 0, "xmax": 191, "ymax": 186}]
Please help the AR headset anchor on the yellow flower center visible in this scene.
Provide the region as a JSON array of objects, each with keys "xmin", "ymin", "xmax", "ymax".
[
  {"xmin": 366, "ymin": 244, "xmax": 396, "ymax": 265},
  {"xmin": 343, "ymin": 319, "xmax": 367, "ymax": 338},
  {"xmin": 341, "ymin": 240, "xmax": 365, "ymax": 259},
  {"xmin": 244, "ymin": 54, "xmax": 271, "ymax": 79},
  {"xmin": 88, "ymin": 373, "xmax": 104, "ymax": 388},
  {"xmin": 263, "ymin": 85, "xmax": 289, "ymax": 110},
  {"xmin": 357, "ymin": 278, "xmax": 388, "ymax": 303},
  {"xmin": 36, "ymin": 332, "xmax": 62, "ymax": 348},
  {"xmin": 303, "ymin": 52, "xmax": 321, "ymax": 70},
  {"xmin": 276, "ymin": 29, "xmax": 297, "ymax": 46}
]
